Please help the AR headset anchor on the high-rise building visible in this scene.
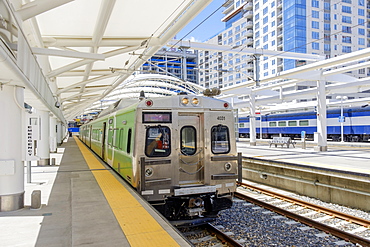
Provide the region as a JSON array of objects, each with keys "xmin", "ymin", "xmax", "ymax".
[
  {"xmin": 141, "ymin": 48, "xmax": 198, "ymax": 84},
  {"xmin": 199, "ymin": 0, "xmax": 369, "ymax": 90}
]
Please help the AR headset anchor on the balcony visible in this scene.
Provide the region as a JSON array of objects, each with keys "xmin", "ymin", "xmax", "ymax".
[
  {"xmin": 246, "ymin": 29, "xmax": 253, "ymax": 37},
  {"xmin": 243, "ymin": 2, "xmax": 253, "ymax": 10},
  {"xmin": 244, "ymin": 11, "xmax": 253, "ymax": 17}
]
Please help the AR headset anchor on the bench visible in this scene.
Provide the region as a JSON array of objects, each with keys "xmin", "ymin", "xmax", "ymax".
[{"xmin": 269, "ymin": 137, "xmax": 295, "ymax": 148}]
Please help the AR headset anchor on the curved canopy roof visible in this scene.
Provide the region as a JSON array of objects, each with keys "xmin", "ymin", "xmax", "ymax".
[
  {"xmin": 86, "ymin": 73, "xmax": 205, "ymax": 113},
  {"xmin": 4, "ymin": 0, "xmax": 212, "ymax": 120}
]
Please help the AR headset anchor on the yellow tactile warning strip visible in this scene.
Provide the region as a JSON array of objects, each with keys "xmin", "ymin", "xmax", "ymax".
[{"xmin": 74, "ymin": 136, "xmax": 180, "ymax": 247}]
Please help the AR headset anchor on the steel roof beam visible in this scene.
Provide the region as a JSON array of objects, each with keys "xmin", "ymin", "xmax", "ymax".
[
  {"xmin": 30, "ymin": 46, "xmax": 105, "ymax": 60},
  {"xmin": 16, "ymin": 0, "xmax": 74, "ymax": 21},
  {"xmin": 42, "ymin": 37, "xmax": 161, "ymax": 47},
  {"xmin": 47, "ymin": 46, "xmax": 136, "ymax": 78}
]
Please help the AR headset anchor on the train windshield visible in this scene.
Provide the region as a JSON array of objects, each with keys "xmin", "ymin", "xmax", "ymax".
[
  {"xmin": 211, "ymin": 125, "xmax": 230, "ymax": 154},
  {"xmin": 145, "ymin": 126, "xmax": 171, "ymax": 157},
  {"xmin": 180, "ymin": 126, "xmax": 196, "ymax": 155}
]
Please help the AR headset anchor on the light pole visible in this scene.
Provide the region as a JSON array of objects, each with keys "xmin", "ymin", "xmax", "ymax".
[{"xmin": 336, "ymin": 96, "xmax": 347, "ymax": 142}]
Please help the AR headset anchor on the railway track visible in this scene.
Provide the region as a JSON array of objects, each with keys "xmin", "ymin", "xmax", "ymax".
[
  {"xmin": 236, "ymin": 181, "xmax": 370, "ymax": 246},
  {"xmin": 179, "ymin": 223, "xmax": 243, "ymax": 246}
]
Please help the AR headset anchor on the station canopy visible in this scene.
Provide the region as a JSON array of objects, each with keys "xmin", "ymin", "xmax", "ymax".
[{"xmin": 14, "ymin": 0, "xmax": 212, "ymax": 120}]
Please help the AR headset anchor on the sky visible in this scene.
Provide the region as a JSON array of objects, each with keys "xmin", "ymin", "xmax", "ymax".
[{"xmin": 175, "ymin": 0, "xmax": 225, "ymax": 42}]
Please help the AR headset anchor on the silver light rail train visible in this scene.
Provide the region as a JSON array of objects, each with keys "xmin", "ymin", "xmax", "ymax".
[{"xmin": 79, "ymin": 93, "xmax": 240, "ymax": 221}]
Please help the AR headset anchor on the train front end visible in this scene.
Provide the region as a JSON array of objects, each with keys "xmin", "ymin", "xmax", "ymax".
[{"xmin": 133, "ymin": 94, "xmax": 239, "ymax": 221}]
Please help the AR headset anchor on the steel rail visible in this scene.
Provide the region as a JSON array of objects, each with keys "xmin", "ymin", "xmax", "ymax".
[
  {"xmin": 205, "ymin": 223, "xmax": 243, "ymax": 247},
  {"xmin": 237, "ymin": 182, "xmax": 370, "ymax": 228},
  {"xmin": 235, "ymin": 189, "xmax": 370, "ymax": 246}
]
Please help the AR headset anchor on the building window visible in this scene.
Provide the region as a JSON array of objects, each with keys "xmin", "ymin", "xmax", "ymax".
[
  {"xmin": 312, "ymin": 32, "xmax": 319, "ymax": 39},
  {"xmin": 263, "ymin": 7, "xmax": 268, "ymax": 15},
  {"xmin": 324, "ymin": 44, "xmax": 330, "ymax": 51},
  {"xmin": 342, "ymin": 46, "xmax": 351, "ymax": 53},
  {"xmin": 324, "ymin": 23, "xmax": 330, "ymax": 30},
  {"xmin": 358, "ymin": 19, "xmax": 365, "ymax": 26},
  {"xmin": 342, "ymin": 6, "xmax": 351, "ymax": 13},
  {"xmin": 342, "ymin": 26, "xmax": 351, "ymax": 33},
  {"xmin": 312, "ymin": 0, "xmax": 319, "ymax": 7},
  {"xmin": 358, "ymin": 9, "xmax": 365, "ymax": 16},
  {"xmin": 312, "ymin": 10, "xmax": 319, "ymax": 18},
  {"xmin": 312, "ymin": 21, "xmax": 319, "ymax": 29},
  {"xmin": 324, "ymin": 13, "xmax": 330, "ymax": 20},
  {"xmin": 263, "ymin": 35, "xmax": 268, "ymax": 42},
  {"xmin": 263, "ymin": 26, "xmax": 268, "ymax": 34},
  {"xmin": 263, "ymin": 16, "xmax": 268, "ymax": 24},
  {"xmin": 358, "ymin": 28, "xmax": 365, "ymax": 35},
  {"xmin": 312, "ymin": 42, "xmax": 319, "ymax": 50},
  {"xmin": 342, "ymin": 16, "xmax": 351, "ymax": 23},
  {"xmin": 342, "ymin": 36, "xmax": 351, "ymax": 43},
  {"xmin": 324, "ymin": 2, "xmax": 330, "ymax": 9},
  {"xmin": 358, "ymin": 38, "xmax": 365, "ymax": 45}
]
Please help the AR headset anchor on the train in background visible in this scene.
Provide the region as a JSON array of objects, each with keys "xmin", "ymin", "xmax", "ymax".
[
  {"xmin": 79, "ymin": 93, "xmax": 239, "ymax": 222},
  {"xmin": 239, "ymin": 106, "xmax": 370, "ymax": 142}
]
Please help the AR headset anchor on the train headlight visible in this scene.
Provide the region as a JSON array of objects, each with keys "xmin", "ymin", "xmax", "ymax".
[
  {"xmin": 145, "ymin": 167, "xmax": 153, "ymax": 177},
  {"xmin": 191, "ymin": 97, "xmax": 199, "ymax": 106},
  {"xmin": 224, "ymin": 162, "xmax": 232, "ymax": 171},
  {"xmin": 145, "ymin": 100, "xmax": 153, "ymax": 107},
  {"xmin": 181, "ymin": 97, "xmax": 189, "ymax": 106}
]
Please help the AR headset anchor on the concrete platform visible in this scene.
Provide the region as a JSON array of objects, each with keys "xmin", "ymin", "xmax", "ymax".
[
  {"xmin": 236, "ymin": 139, "xmax": 370, "ymax": 211},
  {"xmin": 0, "ymin": 138, "xmax": 190, "ymax": 247},
  {"xmin": 237, "ymin": 138, "xmax": 370, "ymax": 176}
]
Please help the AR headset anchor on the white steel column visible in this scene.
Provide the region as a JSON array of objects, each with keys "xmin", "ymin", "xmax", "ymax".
[
  {"xmin": 0, "ymin": 85, "xmax": 24, "ymax": 211},
  {"xmin": 316, "ymin": 79, "xmax": 328, "ymax": 151},
  {"xmin": 50, "ymin": 117, "xmax": 57, "ymax": 153},
  {"xmin": 37, "ymin": 110, "xmax": 50, "ymax": 165},
  {"xmin": 249, "ymin": 93, "xmax": 257, "ymax": 146}
]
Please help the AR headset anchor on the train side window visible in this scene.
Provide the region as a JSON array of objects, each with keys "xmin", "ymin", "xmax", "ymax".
[
  {"xmin": 127, "ymin": 128, "xmax": 132, "ymax": 154},
  {"xmin": 278, "ymin": 121, "xmax": 286, "ymax": 126},
  {"xmin": 239, "ymin": 123, "xmax": 245, "ymax": 128},
  {"xmin": 145, "ymin": 126, "xmax": 171, "ymax": 157},
  {"xmin": 108, "ymin": 128, "xmax": 114, "ymax": 146},
  {"xmin": 269, "ymin": 122, "xmax": 277, "ymax": 127},
  {"xmin": 299, "ymin": 120, "xmax": 309, "ymax": 126},
  {"xmin": 288, "ymin": 121, "xmax": 297, "ymax": 126},
  {"xmin": 181, "ymin": 126, "xmax": 196, "ymax": 155},
  {"xmin": 211, "ymin": 125, "xmax": 230, "ymax": 154}
]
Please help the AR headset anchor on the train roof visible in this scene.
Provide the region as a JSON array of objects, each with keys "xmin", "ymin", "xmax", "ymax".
[{"xmin": 97, "ymin": 94, "xmax": 231, "ymax": 118}]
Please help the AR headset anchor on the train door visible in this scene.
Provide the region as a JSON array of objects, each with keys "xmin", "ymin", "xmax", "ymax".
[
  {"xmin": 107, "ymin": 117, "xmax": 114, "ymax": 164},
  {"xmin": 88, "ymin": 125, "xmax": 92, "ymax": 148},
  {"xmin": 101, "ymin": 122, "xmax": 107, "ymax": 160},
  {"xmin": 178, "ymin": 114, "xmax": 204, "ymax": 186}
]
